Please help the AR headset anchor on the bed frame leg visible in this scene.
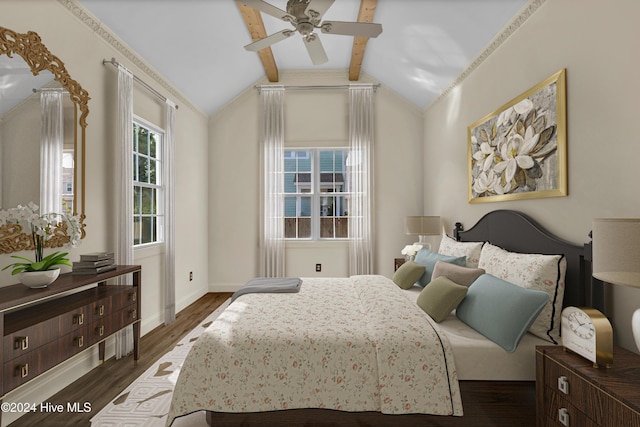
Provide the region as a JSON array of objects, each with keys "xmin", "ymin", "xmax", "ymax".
[{"xmin": 206, "ymin": 411, "xmax": 213, "ymax": 426}]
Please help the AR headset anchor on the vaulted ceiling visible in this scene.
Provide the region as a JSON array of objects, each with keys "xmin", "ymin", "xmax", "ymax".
[{"xmin": 78, "ymin": 0, "xmax": 528, "ymax": 115}]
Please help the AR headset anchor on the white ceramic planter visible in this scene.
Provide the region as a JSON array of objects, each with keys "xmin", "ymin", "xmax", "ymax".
[{"xmin": 18, "ymin": 268, "xmax": 60, "ymax": 288}]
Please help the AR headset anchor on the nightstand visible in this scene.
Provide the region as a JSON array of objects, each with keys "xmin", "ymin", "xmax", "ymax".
[
  {"xmin": 394, "ymin": 258, "xmax": 406, "ymax": 271},
  {"xmin": 536, "ymin": 345, "xmax": 640, "ymax": 427}
]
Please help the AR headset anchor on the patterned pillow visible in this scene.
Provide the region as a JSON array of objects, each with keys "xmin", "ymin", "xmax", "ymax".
[
  {"xmin": 438, "ymin": 234, "xmax": 484, "ymax": 268},
  {"xmin": 477, "ymin": 243, "xmax": 566, "ymax": 344}
]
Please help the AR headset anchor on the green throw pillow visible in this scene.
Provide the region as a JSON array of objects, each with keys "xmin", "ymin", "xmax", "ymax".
[
  {"xmin": 416, "ymin": 276, "xmax": 468, "ymax": 322},
  {"xmin": 392, "ymin": 261, "xmax": 426, "ymax": 289}
]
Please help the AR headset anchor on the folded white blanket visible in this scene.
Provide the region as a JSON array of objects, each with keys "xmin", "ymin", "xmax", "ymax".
[{"xmin": 231, "ymin": 277, "xmax": 302, "ymax": 302}]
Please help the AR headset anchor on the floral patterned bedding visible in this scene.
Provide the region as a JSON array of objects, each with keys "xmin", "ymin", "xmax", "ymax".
[{"xmin": 166, "ymin": 275, "xmax": 463, "ymax": 425}]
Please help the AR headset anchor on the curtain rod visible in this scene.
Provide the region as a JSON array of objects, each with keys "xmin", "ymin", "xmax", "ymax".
[
  {"xmin": 254, "ymin": 83, "xmax": 380, "ymax": 92},
  {"xmin": 102, "ymin": 58, "xmax": 178, "ymax": 109}
]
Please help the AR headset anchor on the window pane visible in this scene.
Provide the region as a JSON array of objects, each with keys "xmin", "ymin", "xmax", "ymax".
[
  {"xmin": 284, "ymin": 173, "xmax": 296, "ymax": 193},
  {"xmin": 149, "ymin": 159, "xmax": 157, "ymax": 185},
  {"xmin": 138, "ymin": 156, "xmax": 149, "ymax": 183},
  {"xmin": 141, "ymin": 187, "xmax": 156, "ymax": 214},
  {"xmin": 319, "ymin": 151, "xmax": 333, "ymax": 172},
  {"xmin": 141, "ymin": 216, "xmax": 153, "ymax": 244},
  {"xmin": 320, "ymin": 196, "xmax": 334, "ymax": 217},
  {"xmin": 133, "ymin": 186, "xmax": 141, "ymax": 214},
  {"xmin": 149, "ymin": 134, "xmax": 157, "ymax": 158},
  {"xmin": 336, "ymin": 218, "xmax": 348, "ymax": 238},
  {"xmin": 284, "ymin": 196, "xmax": 297, "ymax": 217},
  {"xmin": 134, "ymin": 216, "xmax": 141, "ymax": 245},
  {"xmin": 298, "ymin": 153, "xmax": 311, "ymax": 172},
  {"xmin": 285, "ymin": 218, "xmax": 297, "ymax": 238},
  {"xmin": 300, "ymin": 196, "xmax": 311, "ymax": 217},
  {"xmin": 298, "ymin": 218, "xmax": 311, "ymax": 238},
  {"xmin": 320, "ymin": 218, "xmax": 334, "ymax": 238},
  {"xmin": 138, "ymin": 127, "xmax": 149, "ymax": 155}
]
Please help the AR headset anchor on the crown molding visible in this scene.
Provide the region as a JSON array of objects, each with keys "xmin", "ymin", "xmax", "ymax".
[
  {"xmin": 58, "ymin": 0, "xmax": 204, "ymax": 116},
  {"xmin": 426, "ymin": 0, "xmax": 547, "ymax": 112}
]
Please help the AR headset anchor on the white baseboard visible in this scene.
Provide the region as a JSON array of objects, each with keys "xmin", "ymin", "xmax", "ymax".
[{"xmin": 208, "ymin": 282, "xmax": 243, "ymax": 293}]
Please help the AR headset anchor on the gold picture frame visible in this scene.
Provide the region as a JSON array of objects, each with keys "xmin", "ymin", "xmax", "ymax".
[{"xmin": 468, "ymin": 69, "xmax": 567, "ymax": 203}]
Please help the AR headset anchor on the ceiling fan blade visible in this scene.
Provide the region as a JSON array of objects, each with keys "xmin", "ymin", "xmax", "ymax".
[
  {"xmin": 235, "ymin": 0, "xmax": 294, "ymax": 22},
  {"xmin": 303, "ymin": 35, "xmax": 328, "ymax": 65},
  {"xmin": 244, "ymin": 29, "xmax": 294, "ymax": 51},
  {"xmin": 304, "ymin": 0, "xmax": 335, "ymax": 23},
  {"xmin": 321, "ymin": 21, "xmax": 383, "ymax": 38}
]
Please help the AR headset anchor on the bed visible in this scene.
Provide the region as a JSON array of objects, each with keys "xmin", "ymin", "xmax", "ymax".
[{"xmin": 167, "ymin": 210, "xmax": 593, "ymax": 427}]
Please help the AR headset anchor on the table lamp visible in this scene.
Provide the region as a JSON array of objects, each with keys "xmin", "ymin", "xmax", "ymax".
[
  {"xmin": 404, "ymin": 216, "xmax": 441, "ymax": 250},
  {"xmin": 592, "ymin": 218, "xmax": 640, "ymax": 351}
]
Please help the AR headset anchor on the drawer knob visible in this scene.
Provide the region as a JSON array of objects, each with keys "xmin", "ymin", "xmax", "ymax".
[
  {"xmin": 14, "ymin": 336, "xmax": 29, "ymax": 351},
  {"xmin": 17, "ymin": 364, "xmax": 29, "ymax": 378},
  {"xmin": 74, "ymin": 313, "xmax": 85, "ymax": 325},
  {"xmin": 558, "ymin": 407, "xmax": 570, "ymax": 426},
  {"xmin": 558, "ymin": 375, "xmax": 569, "ymax": 394}
]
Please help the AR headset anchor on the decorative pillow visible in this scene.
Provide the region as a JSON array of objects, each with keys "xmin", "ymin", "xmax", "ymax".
[
  {"xmin": 478, "ymin": 243, "xmax": 567, "ymax": 344},
  {"xmin": 456, "ymin": 274, "xmax": 549, "ymax": 352},
  {"xmin": 392, "ymin": 261, "xmax": 426, "ymax": 290},
  {"xmin": 438, "ymin": 234, "xmax": 484, "ymax": 268},
  {"xmin": 432, "ymin": 261, "xmax": 485, "ymax": 287},
  {"xmin": 416, "ymin": 276, "xmax": 468, "ymax": 323},
  {"xmin": 413, "ymin": 248, "xmax": 466, "ymax": 287}
]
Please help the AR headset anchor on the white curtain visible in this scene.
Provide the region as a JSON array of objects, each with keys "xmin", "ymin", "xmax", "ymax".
[
  {"xmin": 348, "ymin": 85, "xmax": 374, "ymax": 275},
  {"xmin": 115, "ymin": 64, "xmax": 134, "ymax": 359},
  {"xmin": 260, "ymin": 86, "xmax": 285, "ymax": 277},
  {"xmin": 164, "ymin": 100, "xmax": 176, "ymax": 324},
  {"xmin": 40, "ymin": 90, "xmax": 63, "ymax": 214}
]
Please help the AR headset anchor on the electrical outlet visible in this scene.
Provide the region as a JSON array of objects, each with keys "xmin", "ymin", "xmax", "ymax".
[
  {"xmin": 189, "ymin": 271, "xmax": 193, "ymax": 281},
  {"xmin": 315, "ymin": 264, "xmax": 321, "ymax": 272}
]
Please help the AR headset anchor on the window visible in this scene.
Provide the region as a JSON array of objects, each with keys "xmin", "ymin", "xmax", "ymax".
[
  {"xmin": 284, "ymin": 149, "xmax": 349, "ymax": 240},
  {"xmin": 133, "ymin": 119, "xmax": 164, "ymax": 246}
]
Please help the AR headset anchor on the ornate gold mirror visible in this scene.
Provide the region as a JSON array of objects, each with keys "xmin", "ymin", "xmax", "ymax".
[{"xmin": 0, "ymin": 27, "xmax": 89, "ymax": 253}]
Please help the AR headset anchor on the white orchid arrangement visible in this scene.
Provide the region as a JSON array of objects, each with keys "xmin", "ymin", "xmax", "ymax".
[
  {"xmin": 401, "ymin": 244, "xmax": 423, "ymax": 260},
  {"xmin": 0, "ymin": 202, "xmax": 82, "ymax": 274}
]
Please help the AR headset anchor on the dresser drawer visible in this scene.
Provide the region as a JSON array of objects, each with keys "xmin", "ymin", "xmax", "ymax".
[
  {"xmin": 88, "ymin": 315, "xmax": 116, "ymax": 346},
  {"xmin": 543, "ymin": 352, "xmax": 640, "ymax": 427},
  {"xmin": 59, "ymin": 306, "xmax": 90, "ymax": 335},
  {"xmin": 90, "ymin": 296, "xmax": 113, "ymax": 320},
  {"xmin": 3, "ymin": 340, "xmax": 60, "ymax": 391},
  {"xmin": 58, "ymin": 327, "xmax": 89, "ymax": 360},
  {"xmin": 3, "ymin": 317, "xmax": 59, "ymax": 361},
  {"xmin": 112, "ymin": 287, "xmax": 138, "ymax": 311},
  {"xmin": 543, "ymin": 388, "xmax": 597, "ymax": 427},
  {"xmin": 113, "ymin": 305, "xmax": 139, "ymax": 329}
]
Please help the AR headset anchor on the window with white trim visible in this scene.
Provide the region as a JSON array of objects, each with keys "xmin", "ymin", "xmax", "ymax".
[
  {"xmin": 284, "ymin": 148, "xmax": 349, "ymax": 240},
  {"xmin": 133, "ymin": 119, "xmax": 164, "ymax": 246}
]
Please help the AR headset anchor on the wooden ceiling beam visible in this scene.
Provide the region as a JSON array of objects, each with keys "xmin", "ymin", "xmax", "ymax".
[
  {"xmin": 349, "ymin": 0, "xmax": 378, "ymax": 81},
  {"xmin": 237, "ymin": 3, "xmax": 279, "ymax": 82}
]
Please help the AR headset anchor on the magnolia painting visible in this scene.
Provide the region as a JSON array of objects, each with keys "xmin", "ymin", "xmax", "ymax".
[{"xmin": 468, "ymin": 69, "xmax": 567, "ymax": 203}]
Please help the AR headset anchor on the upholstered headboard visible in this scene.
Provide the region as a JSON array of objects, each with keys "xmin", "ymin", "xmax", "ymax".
[{"xmin": 453, "ymin": 210, "xmax": 590, "ymax": 309}]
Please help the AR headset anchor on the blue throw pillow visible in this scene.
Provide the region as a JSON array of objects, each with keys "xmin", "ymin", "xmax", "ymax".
[
  {"xmin": 413, "ymin": 248, "xmax": 466, "ymax": 287},
  {"xmin": 456, "ymin": 274, "xmax": 549, "ymax": 352}
]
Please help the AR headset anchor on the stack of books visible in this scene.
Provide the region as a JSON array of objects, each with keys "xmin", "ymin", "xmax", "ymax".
[{"xmin": 72, "ymin": 252, "xmax": 116, "ymax": 275}]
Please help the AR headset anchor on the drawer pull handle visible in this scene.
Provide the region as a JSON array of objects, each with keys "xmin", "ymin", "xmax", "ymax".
[
  {"xmin": 558, "ymin": 407, "xmax": 570, "ymax": 426},
  {"xmin": 98, "ymin": 325, "xmax": 105, "ymax": 337},
  {"xmin": 18, "ymin": 364, "xmax": 29, "ymax": 378},
  {"xmin": 130, "ymin": 309, "xmax": 137, "ymax": 320},
  {"xmin": 76, "ymin": 336, "xmax": 84, "ymax": 348},
  {"xmin": 15, "ymin": 336, "xmax": 29, "ymax": 351},
  {"xmin": 74, "ymin": 313, "xmax": 84, "ymax": 325},
  {"xmin": 98, "ymin": 304, "xmax": 105, "ymax": 316},
  {"xmin": 129, "ymin": 291, "xmax": 137, "ymax": 302},
  {"xmin": 558, "ymin": 375, "xmax": 569, "ymax": 394}
]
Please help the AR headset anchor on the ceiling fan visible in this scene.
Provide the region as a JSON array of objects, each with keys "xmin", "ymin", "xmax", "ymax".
[{"xmin": 236, "ymin": 0, "xmax": 383, "ymax": 65}]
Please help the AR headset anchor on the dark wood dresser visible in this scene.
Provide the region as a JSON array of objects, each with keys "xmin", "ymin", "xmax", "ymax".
[
  {"xmin": 0, "ymin": 265, "xmax": 141, "ymax": 402},
  {"xmin": 536, "ymin": 345, "xmax": 640, "ymax": 427}
]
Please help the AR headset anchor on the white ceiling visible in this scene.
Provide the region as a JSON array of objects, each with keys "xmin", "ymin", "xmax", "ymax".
[{"xmin": 78, "ymin": 0, "xmax": 528, "ymax": 115}]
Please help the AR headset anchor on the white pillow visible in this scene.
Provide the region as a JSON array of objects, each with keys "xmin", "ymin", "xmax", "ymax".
[
  {"xmin": 477, "ymin": 243, "xmax": 566, "ymax": 344},
  {"xmin": 438, "ymin": 234, "xmax": 484, "ymax": 268}
]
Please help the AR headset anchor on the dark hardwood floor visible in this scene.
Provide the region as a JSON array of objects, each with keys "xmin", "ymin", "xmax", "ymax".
[{"xmin": 10, "ymin": 292, "xmax": 232, "ymax": 427}]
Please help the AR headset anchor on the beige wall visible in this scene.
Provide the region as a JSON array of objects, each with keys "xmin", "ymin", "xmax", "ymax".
[
  {"xmin": 424, "ymin": 0, "xmax": 640, "ymax": 351},
  {"xmin": 0, "ymin": 1, "xmax": 209, "ymax": 423},
  {"xmin": 208, "ymin": 70, "xmax": 424, "ymax": 290}
]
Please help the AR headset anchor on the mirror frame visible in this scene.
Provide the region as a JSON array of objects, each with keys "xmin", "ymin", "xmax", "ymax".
[{"xmin": 0, "ymin": 27, "xmax": 89, "ymax": 253}]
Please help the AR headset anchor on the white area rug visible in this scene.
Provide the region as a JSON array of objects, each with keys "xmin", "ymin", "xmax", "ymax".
[{"xmin": 90, "ymin": 299, "xmax": 231, "ymax": 427}]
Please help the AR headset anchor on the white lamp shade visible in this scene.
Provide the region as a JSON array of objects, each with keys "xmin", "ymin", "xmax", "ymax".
[
  {"xmin": 592, "ymin": 218, "xmax": 640, "ymax": 287},
  {"xmin": 404, "ymin": 216, "xmax": 441, "ymax": 236}
]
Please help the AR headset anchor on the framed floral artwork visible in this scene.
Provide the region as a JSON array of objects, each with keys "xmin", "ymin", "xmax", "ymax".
[{"xmin": 468, "ymin": 69, "xmax": 567, "ymax": 203}]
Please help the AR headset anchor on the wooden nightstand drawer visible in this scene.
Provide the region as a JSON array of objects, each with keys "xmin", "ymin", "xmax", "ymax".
[{"xmin": 537, "ymin": 346, "xmax": 640, "ymax": 427}]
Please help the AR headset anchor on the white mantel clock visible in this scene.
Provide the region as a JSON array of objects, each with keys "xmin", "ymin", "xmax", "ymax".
[{"xmin": 561, "ymin": 306, "xmax": 613, "ymax": 368}]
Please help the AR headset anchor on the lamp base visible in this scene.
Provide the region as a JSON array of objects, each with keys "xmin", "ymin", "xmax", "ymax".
[
  {"xmin": 633, "ymin": 308, "xmax": 640, "ymax": 352},
  {"xmin": 414, "ymin": 237, "xmax": 431, "ymax": 251}
]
